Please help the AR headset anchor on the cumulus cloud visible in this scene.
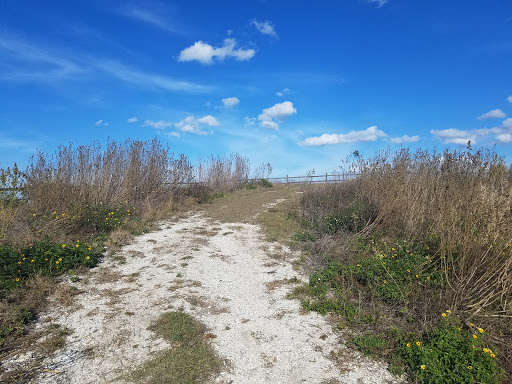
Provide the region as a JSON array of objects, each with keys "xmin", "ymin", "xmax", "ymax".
[
  {"xmin": 390, "ymin": 135, "xmax": 420, "ymax": 144},
  {"xmin": 496, "ymin": 133, "xmax": 512, "ymax": 143},
  {"xmin": 127, "ymin": 117, "xmax": 138, "ymax": 123},
  {"xmin": 367, "ymin": 0, "xmax": 388, "ymax": 7},
  {"xmin": 507, "ymin": 96, "xmax": 512, "ymax": 103},
  {"xmin": 258, "ymin": 101, "xmax": 297, "ymax": 130},
  {"xmin": 502, "ymin": 117, "xmax": 512, "ymax": 129},
  {"xmin": 143, "ymin": 120, "xmax": 174, "ymax": 130},
  {"xmin": 302, "ymin": 126, "xmax": 386, "ymax": 146},
  {"xmin": 222, "ymin": 97, "xmax": 240, "ymax": 108},
  {"xmin": 276, "ymin": 88, "xmax": 290, "ymax": 97},
  {"xmin": 175, "ymin": 115, "xmax": 219, "ymax": 135},
  {"xmin": 178, "ymin": 38, "xmax": 255, "ymax": 65},
  {"xmin": 252, "ymin": 20, "xmax": 277, "ymax": 36},
  {"xmin": 477, "ymin": 109, "xmax": 506, "ymax": 120},
  {"xmin": 143, "ymin": 115, "xmax": 219, "ymax": 134}
]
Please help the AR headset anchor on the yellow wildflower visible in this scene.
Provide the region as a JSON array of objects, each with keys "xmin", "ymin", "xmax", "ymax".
[
  {"xmin": 406, "ymin": 343, "xmax": 410, "ymax": 347},
  {"xmin": 420, "ymin": 365, "xmax": 425, "ymax": 370},
  {"xmin": 62, "ymin": 244, "xmax": 66, "ymax": 248},
  {"xmin": 478, "ymin": 328, "xmax": 484, "ymax": 333},
  {"xmin": 441, "ymin": 313, "xmax": 447, "ymax": 317},
  {"xmin": 446, "ymin": 310, "xmax": 451, "ymax": 314},
  {"xmin": 473, "ymin": 334, "xmax": 478, "ymax": 339},
  {"xmin": 490, "ymin": 353, "xmax": 496, "ymax": 358},
  {"xmin": 467, "ymin": 366, "xmax": 472, "ymax": 370},
  {"xmin": 416, "ymin": 341, "xmax": 421, "ymax": 346},
  {"xmin": 86, "ymin": 256, "xmax": 90, "ymax": 260}
]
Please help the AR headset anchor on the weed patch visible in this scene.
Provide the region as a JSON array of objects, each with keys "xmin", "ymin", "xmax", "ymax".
[{"xmin": 128, "ymin": 311, "xmax": 221, "ymax": 384}]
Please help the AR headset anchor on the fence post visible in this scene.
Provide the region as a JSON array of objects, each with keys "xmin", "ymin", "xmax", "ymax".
[
  {"xmin": 326, "ymin": 172, "xmax": 328, "ymax": 183},
  {"xmin": 286, "ymin": 175, "xmax": 288, "ymax": 184}
]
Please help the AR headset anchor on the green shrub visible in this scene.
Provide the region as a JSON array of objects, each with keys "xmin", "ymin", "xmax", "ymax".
[
  {"xmin": 397, "ymin": 315, "xmax": 503, "ymax": 383},
  {"xmin": 78, "ymin": 202, "xmax": 137, "ymax": 234},
  {"xmin": 353, "ymin": 333, "xmax": 389, "ymax": 356},
  {"xmin": 292, "ymin": 231, "xmax": 317, "ymax": 242},
  {"xmin": 0, "ymin": 240, "xmax": 100, "ymax": 290},
  {"xmin": 260, "ymin": 178, "xmax": 273, "ymax": 188}
]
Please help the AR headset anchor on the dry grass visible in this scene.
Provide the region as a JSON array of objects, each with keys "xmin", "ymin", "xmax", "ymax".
[{"xmin": 299, "ymin": 146, "xmax": 512, "ymax": 374}]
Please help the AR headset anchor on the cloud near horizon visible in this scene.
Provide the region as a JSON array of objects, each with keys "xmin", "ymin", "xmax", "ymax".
[
  {"xmin": 302, "ymin": 126, "xmax": 386, "ymax": 146},
  {"xmin": 431, "ymin": 118, "xmax": 512, "ymax": 145},
  {"xmin": 390, "ymin": 135, "xmax": 420, "ymax": 144},
  {"xmin": 143, "ymin": 115, "xmax": 219, "ymax": 135},
  {"xmin": 178, "ymin": 38, "xmax": 255, "ymax": 65},
  {"xmin": 258, "ymin": 101, "xmax": 297, "ymax": 130}
]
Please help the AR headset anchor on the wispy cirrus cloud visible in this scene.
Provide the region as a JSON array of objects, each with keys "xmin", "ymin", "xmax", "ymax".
[
  {"xmin": 178, "ymin": 38, "xmax": 255, "ymax": 65},
  {"xmin": 367, "ymin": 0, "xmax": 389, "ymax": 7},
  {"xmin": 0, "ymin": 36, "xmax": 212, "ymax": 93},
  {"xmin": 302, "ymin": 126, "xmax": 386, "ymax": 146},
  {"xmin": 117, "ymin": 3, "xmax": 185, "ymax": 34},
  {"xmin": 0, "ymin": 36, "xmax": 85, "ymax": 82},
  {"xmin": 127, "ymin": 117, "xmax": 138, "ymax": 123},
  {"xmin": 91, "ymin": 60, "xmax": 212, "ymax": 93}
]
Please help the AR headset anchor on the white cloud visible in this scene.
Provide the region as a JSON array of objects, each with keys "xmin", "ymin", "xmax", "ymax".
[
  {"xmin": 175, "ymin": 115, "xmax": 219, "ymax": 135},
  {"xmin": 143, "ymin": 120, "xmax": 174, "ymax": 130},
  {"xmin": 431, "ymin": 128, "xmax": 476, "ymax": 145},
  {"xmin": 196, "ymin": 115, "xmax": 219, "ymax": 126},
  {"xmin": 178, "ymin": 38, "xmax": 255, "ymax": 65},
  {"xmin": 169, "ymin": 132, "xmax": 181, "ymax": 137},
  {"xmin": 431, "ymin": 119, "xmax": 512, "ymax": 145},
  {"xmin": 477, "ymin": 109, "xmax": 506, "ymax": 120},
  {"xmin": 143, "ymin": 115, "xmax": 218, "ymax": 135},
  {"xmin": 390, "ymin": 135, "xmax": 420, "ymax": 144},
  {"xmin": 258, "ymin": 101, "xmax": 297, "ymax": 130},
  {"xmin": 367, "ymin": 0, "xmax": 389, "ymax": 7},
  {"xmin": 95, "ymin": 60, "xmax": 211, "ymax": 93},
  {"xmin": 276, "ymin": 88, "xmax": 290, "ymax": 97},
  {"xmin": 222, "ymin": 97, "xmax": 240, "ymax": 108},
  {"xmin": 507, "ymin": 96, "xmax": 512, "ymax": 103},
  {"xmin": 244, "ymin": 116, "xmax": 256, "ymax": 126},
  {"xmin": 118, "ymin": 5, "xmax": 183, "ymax": 34},
  {"xmin": 502, "ymin": 118, "xmax": 512, "ymax": 129},
  {"xmin": 496, "ymin": 133, "xmax": 512, "ymax": 143},
  {"xmin": 302, "ymin": 126, "xmax": 386, "ymax": 146},
  {"xmin": 252, "ymin": 20, "xmax": 277, "ymax": 37},
  {"xmin": 95, "ymin": 120, "xmax": 103, "ymax": 126},
  {"xmin": 127, "ymin": 117, "xmax": 138, "ymax": 123}
]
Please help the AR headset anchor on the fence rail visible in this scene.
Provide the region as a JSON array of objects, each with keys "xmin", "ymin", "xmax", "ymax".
[
  {"xmin": 0, "ymin": 173, "xmax": 361, "ymax": 192},
  {"xmin": 178, "ymin": 172, "xmax": 361, "ymax": 186}
]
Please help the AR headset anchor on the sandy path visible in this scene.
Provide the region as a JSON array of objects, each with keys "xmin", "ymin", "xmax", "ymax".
[{"xmin": 5, "ymin": 206, "xmax": 399, "ymax": 383}]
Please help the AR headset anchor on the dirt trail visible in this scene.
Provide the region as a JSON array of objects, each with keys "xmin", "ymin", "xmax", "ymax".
[{"xmin": 3, "ymin": 188, "xmax": 399, "ymax": 383}]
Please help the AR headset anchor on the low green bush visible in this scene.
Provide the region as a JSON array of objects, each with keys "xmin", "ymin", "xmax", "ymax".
[
  {"xmin": 0, "ymin": 240, "xmax": 100, "ymax": 291},
  {"xmin": 397, "ymin": 315, "xmax": 503, "ymax": 383}
]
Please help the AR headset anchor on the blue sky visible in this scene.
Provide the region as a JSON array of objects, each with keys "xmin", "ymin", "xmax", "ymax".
[{"xmin": 1, "ymin": 0, "xmax": 511, "ymax": 176}]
